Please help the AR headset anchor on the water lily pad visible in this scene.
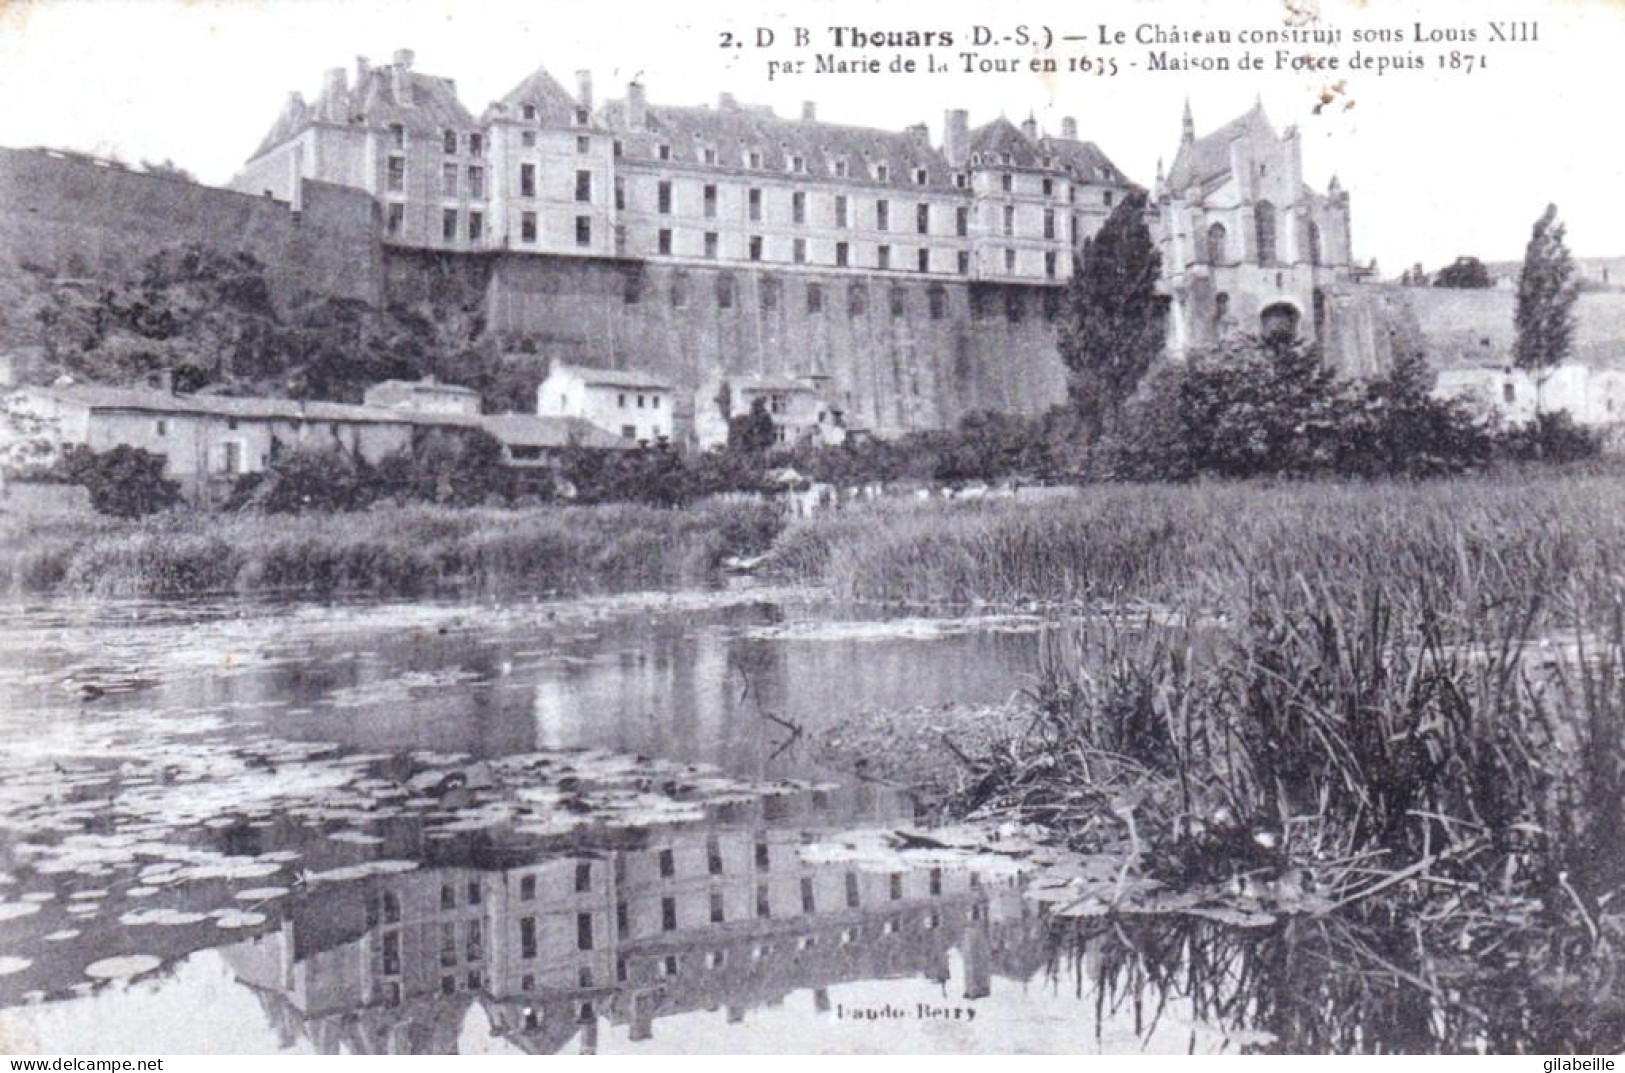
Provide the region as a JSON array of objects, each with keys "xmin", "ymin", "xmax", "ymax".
[
  {"xmin": 0, "ymin": 955, "xmax": 31, "ymax": 975},
  {"xmin": 233, "ymin": 887, "xmax": 288, "ymax": 901},
  {"xmin": 119, "ymin": 908, "xmax": 208, "ymax": 927},
  {"xmin": 85, "ymin": 954, "xmax": 161, "ymax": 980},
  {"xmin": 0, "ymin": 901, "xmax": 43, "ymax": 921},
  {"xmin": 212, "ymin": 910, "xmax": 265, "ymax": 929},
  {"xmin": 44, "ymin": 929, "xmax": 81, "ymax": 942}
]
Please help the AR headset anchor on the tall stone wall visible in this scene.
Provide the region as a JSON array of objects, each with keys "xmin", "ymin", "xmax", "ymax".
[
  {"xmin": 437, "ymin": 252, "xmax": 1068, "ymax": 437},
  {"xmin": 0, "ymin": 148, "xmax": 383, "ymax": 306}
]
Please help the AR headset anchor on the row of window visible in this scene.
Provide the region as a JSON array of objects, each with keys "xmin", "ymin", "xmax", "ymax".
[{"xmin": 1203, "ymin": 208, "xmax": 1323, "ymax": 267}]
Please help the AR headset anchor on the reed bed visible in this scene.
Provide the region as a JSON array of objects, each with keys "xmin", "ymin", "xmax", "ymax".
[{"xmin": 0, "ymin": 499, "xmax": 783, "ymax": 599}]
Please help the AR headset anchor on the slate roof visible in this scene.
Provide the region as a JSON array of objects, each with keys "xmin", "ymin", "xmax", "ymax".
[
  {"xmin": 1042, "ymin": 137, "xmax": 1133, "ymax": 187},
  {"xmin": 248, "ymin": 61, "xmax": 480, "ymax": 162},
  {"xmin": 486, "ymin": 65, "xmax": 583, "ymax": 127},
  {"xmin": 601, "ymin": 96, "xmax": 959, "ymax": 192},
  {"xmin": 365, "ymin": 378, "xmax": 480, "ymax": 399},
  {"xmin": 966, "ymin": 118, "xmax": 1040, "ymax": 168},
  {"xmin": 1166, "ymin": 103, "xmax": 1275, "ymax": 196}
]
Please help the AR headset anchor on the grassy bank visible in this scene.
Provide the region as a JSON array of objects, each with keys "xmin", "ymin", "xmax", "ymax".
[
  {"xmin": 0, "ymin": 500, "xmax": 783, "ymax": 599},
  {"xmin": 776, "ymin": 475, "xmax": 1624, "ymax": 630}
]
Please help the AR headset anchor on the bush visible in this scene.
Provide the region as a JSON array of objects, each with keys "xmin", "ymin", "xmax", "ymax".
[
  {"xmin": 1494, "ymin": 410, "xmax": 1602, "ymax": 464},
  {"xmin": 230, "ymin": 443, "xmax": 377, "ymax": 513},
  {"xmin": 54, "ymin": 444, "xmax": 181, "ymax": 518}
]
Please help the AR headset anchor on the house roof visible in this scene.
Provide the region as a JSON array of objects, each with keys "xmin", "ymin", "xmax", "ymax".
[
  {"xmin": 554, "ymin": 364, "xmax": 674, "ymax": 391},
  {"xmin": 248, "ymin": 59, "xmax": 479, "ymax": 162},
  {"xmin": 1166, "ymin": 103, "xmax": 1274, "ymax": 196},
  {"xmin": 730, "ymin": 375, "xmax": 820, "ymax": 394},
  {"xmin": 1042, "ymin": 136, "xmax": 1133, "ymax": 187},
  {"xmin": 364, "ymin": 378, "xmax": 480, "ymax": 399},
  {"xmin": 478, "ymin": 414, "xmax": 633, "ymax": 451},
  {"xmin": 27, "ymin": 384, "xmax": 416, "ymax": 424},
  {"xmin": 966, "ymin": 117, "xmax": 1040, "ymax": 167}
]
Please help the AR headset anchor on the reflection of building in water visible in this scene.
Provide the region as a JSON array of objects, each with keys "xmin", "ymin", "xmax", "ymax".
[{"xmin": 222, "ymin": 789, "xmax": 1042, "ymax": 1053}]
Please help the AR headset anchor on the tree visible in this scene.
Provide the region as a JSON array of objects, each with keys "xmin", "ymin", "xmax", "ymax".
[
  {"xmin": 58, "ymin": 444, "xmax": 180, "ymax": 517},
  {"xmin": 1514, "ymin": 204, "xmax": 1580, "ymax": 413},
  {"xmin": 727, "ymin": 396, "xmax": 778, "ymax": 453},
  {"xmin": 1057, "ymin": 190, "xmax": 1166, "ymax": 440},
  {"xmin": 1432, "ymin": 256, "xmax": 1493, "ymax": 289}
]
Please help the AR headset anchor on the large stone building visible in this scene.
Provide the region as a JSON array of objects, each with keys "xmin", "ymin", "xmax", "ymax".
[{"xmin": 1151, "ymin": 100, "xmax": 1364, "ymax": 361}]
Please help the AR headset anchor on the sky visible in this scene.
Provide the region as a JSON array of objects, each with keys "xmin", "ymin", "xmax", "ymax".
[{"xmin": 0, "ymin": 0, "xmax": 1621, "ymax": 275}]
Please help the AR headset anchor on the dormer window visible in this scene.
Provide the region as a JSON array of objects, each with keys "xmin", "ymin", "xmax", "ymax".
[
  {"xmin": 954, "ymin": 172, "xmax": 968, "ymax": 189},
  {"xmin": 834, "ymin": 158, "xmax": 849, "ymax": 178},
  {"xmin": 875, "ymin": 164, "xmax": 890, "ymax": 182},
  {"xmin": 971, "ymin": 153, "xmax": 982, "ymax": 166},
  {"xmin": 574, "ymin": 107, "xmax": 590, "ymax": 126},
  {"xmin": 703, "ymin": 146, "xmax": 717, "ymax": 164},
  {"xmin": 657, "ymin": 143, "xmax": 671, "ymax": 161},
  {"xmin": 443, "ymin": 129, "xmax": 457, "ymax": 155},
  {"xmin": 522, "ymin": 103, "xmax": 537, "ymax": 121},
  {"xmin": 913, "ymin": 167, "xmax": 928, "ymax": 185},
  {"xmin": 1040, "ymin": 155, "xmax": 1052, "ymax": 168},
  {"xmin": 790, "ymin": 154, "xmax": 806, "ymax": 173},
  {"xmin": 747, "ymin": 149, "xmax": 762, "ymax": 169},
  {"xmin": 389, "ymin": 123, "xmax": 405, "ymax": 150}
]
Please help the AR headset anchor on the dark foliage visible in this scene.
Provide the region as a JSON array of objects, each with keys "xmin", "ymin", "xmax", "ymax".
[
  {"xmin": 1495, "ymin": 410, "xmax": 1603, "ymax": 464},
  {"xmin": 1432, "ymin": 255, "xmax": 1494, "ymax": 289},
  {"xmin": 727, "ymin": 396, "xmax": 778, "ymax": 453},
  {"xmin": 1514, "ymin": 204, "xmax": 1579, "ymax": 386},
  {"xmin": 54, "ymin": 444, "xmax": 180, "ymax": 518}
]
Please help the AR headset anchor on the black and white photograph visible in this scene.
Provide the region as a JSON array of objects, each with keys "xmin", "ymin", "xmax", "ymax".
[{"xmin": 0, "ymin": 0, "xmax": 1622, "ymax": 1057}]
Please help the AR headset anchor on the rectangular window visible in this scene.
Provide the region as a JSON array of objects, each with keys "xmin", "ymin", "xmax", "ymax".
[
  {"xmin": 889, "ymin": 287, "xmax": 905, "ymax": 318},
  {"xmin": 575, "ymin": 216, "xmax": 591, "ymax": 247},
  {"xmin": 575, "ymin": 169, "xmax": 592, "ymax": 202},
  {"xmin": 748, "ymin": 188, "xmax": 762, "ymax": 222},
  {"xmin": 710, "ymin": 892, "xmax": 725, "ymax": 923},
  {"xmin": 442, "ymin": 208, "xmax": 457, "ymax": 241},
  {"xmin": 958, "ymin": 250, "xmax": 970, "ymax": 275},
  {"xmin": 1045, "ymin": 251, "xmax": 1057, "ymax": 278},
  {"xmin": 468, "ymin": 919, "xmax": 487, "ymax": 960},
  {"xmin": 519, "ymin": 875, "xmax": 536, "ymax": 901},
  {"xmin": 755, "ymin": 840, "xmax": 769, "ymax": 870},
  {"xmin": 382, "ymin": 931, "xmax": 400, "ymax": 976},
  {"xmin": 661, "ymin": 896, "xmax": 677, "ymax": 932},
  {"xmin": 756, "ymin": 885, "xmax": 771, "ymax": 919},
  {"xmin": 703, "ymin": 146, "xmax": 717, "ymax": 165},
  {"xmin": 707, "ymin": 837, "xmax": 723, "ymax": 875},
  {"xmin": 670, "ymin": 273, "xmax": 687, "ymax": 307},
  {"xmin": 917, "ymin": 248, "xmax": 930, "ymax": 273},
  {"xmin": 443, "ymin": 129, "xmax": 457, "ymax": 155},
  {"xmin": 613, "ymin": 139, "xmax": 623, "ymax": 158},
  {"xmin": 1003, "ymin": 205, "xmax": 1015, "ymax": 237},
  {"xmin": 704, "ymin": 232, "xmax": 719, "ymax": 259},
  {"xmin": 659, "ymin": 848, "xmax": 675, "ymax": 877},
  {"xmin": 791, "ymin": 154, "xmax": 805, "ymax": 173},
  {"xmin": 440, "ymin": 922, "xmax": 457, "ymax": 967},
  {"xmin": 576, "ymin": 913, "xmax": 594, "ymax": 951},
  {"xmin": 1103, "ymin": 190, "xmax": 1114, "ymax": 207},
  {"xmin": 386, "ymin": 155, "xmax": 405, "ymax": 193},
  {"xmin": 468, "ymin": 133, "xmax": 483, "ymax": 157},
  {"xmin": 748, "ymin": 150, "xmax": 762, "ymax": 169},
  {"xmin": 442, "ymin": 163, "xmax": 458, "ymax": 196},
  {"xmin": 658, "ymin": 228, "xmax": 673, "ymax": 255},
  {"xmin": 1042, "ymin": 177, "xmax": 1054, "ymax": 197},
  {"xmin": 577, "ymin": 135, "xmax": 590, "ymax": 154},
  {"xmin": 575, "ymin": 862, "xmax": 592, "ymax": 893},
  {"xmin": 716, "ymin": 274, "xmax": 734, "ymax": 308},
  {"xmin": 386, "ymin": 203, "xmax": 404, "ymax": 236},
  {"xmin": 749, "ymin": 235, "xmax": 763, "ymax": 262},
  {"xmin": 801, "ymin": 877, "xmax": 816, "ymax": 912},
  {"xmin": 467, "ymin": 166, "xmax": 484, "ymax": 198},
  {"xmin": 622, "ymin": 424, "xmax": 636, "ymax": 439},
  {"xmin": 877, "ymin": 245, "xmax": 890, "ymax": 270},
  {"xmin": 876, "ymin": 164, "xmax": 889, "ymax": 182},
  {"xmin": 845, "ymin": 872, "xmax": 861, "ymax": 908},
  {"xmin": 1005, "ymin": 248, "xmax": 1017, "ymax": 273},
  {"xmin": 929, "ymin": 868, "xmax": 943, "ymax": 895},
  {"xmin": 614, "ymin": 177, "xmax": 625, "ymax": 211},
  {"xmin": 792, "ymin": 191, "xmax": 806, "ymax": 225},
  {"xmin": 806, "ymin": 282, "xmax": 822, "ymax": 312},
  {"xmin": 468, "ymin": 211, "xmax": 483, "ymax": 240},
  {"xmin": 520, "ymin": 163, "xmax": 536, "ymax": 198},
  {"xmin": 793, "ymin": 238, "xmax": 806, "ymax": 264},
  {"xmin": 616, "ymin": 900, "xmax": 628, "ymax": 938},
  {"xmin": 389, "ymin": 123, "xmax": 405, "ymax": 150},
  {"xmin": 835, "ymin": 195, "xmax": 848, "ymax": 228},
  {"xmin": 916, "ymin": 203, "xmax": 930, "ymax": 234},
  {"xmin": 1044, "ymin": 209, "xmax": 1056, "ymax": 240},
  {"xmin": 658, "ymin": 143, "xmax": 671, "ymax": 161},
  {"xmin": 467, "ymin": 881, "xmax": 481, "ymax": 906},
  {"xmin": 703, "ymin": 184, "xmax": 717, "ymax": 218},
  {"xmin": 520, "ymin": 211, "xmax": 537, "ymax": 243},
  {"xmin": 876, "ymin": 199, "xmax": 890, "ymax": 231},
  {"xmin": 155, "ymin": 419, "xmax": 167, "ymax": 437},
  {"xmin": 522, "ymin": 130, "xmax": 536, "ymax": 148},
  {"xmin": 574, "ymin": 107, "xmax": 589, "ymax": 126},
  {"xmin": 914, "ymin": 167, "xmax": 928, "ymax": 185},
  {"xmin": 658, "ymin": 181, "xmax": 672, "ymax": 214},
  {"xmin": 956, "ymin": 206, "xmax": 969, "ymax": 237},
  {"xmin": 890, "ymin": 873, "xmax": 903, "ymax": 900},
  {"xmin": 835, "ymin": 241, "xmax": 849, "ymax": 267},
  {"xmin": 1001, "ymin": 173, "xmax": 1013, "ymax": 193}
]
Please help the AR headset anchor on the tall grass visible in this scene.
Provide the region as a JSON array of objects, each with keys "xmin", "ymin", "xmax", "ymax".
[{"xmin": 0, "ymin": 500, "xmax": 784, "ymax": 599}]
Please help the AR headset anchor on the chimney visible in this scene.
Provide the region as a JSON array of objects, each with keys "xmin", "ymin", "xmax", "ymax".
[
  {"xmin": 355, "ymin": 55, "xmax": 371, "ymax": 85},
  {"xmin": 392, "ymin": 50, "xmax": 414, "ymax": 106},
  {"xmin": 1020, "ymin": 113, "xmax": 1037, "ymax": 140},
  {"xmin": 321, "ymin": 67, "xmax": 347, "ymax": 121},
  {"xmin": 1061, "ymin": 116, "xmax": 1077, "ymax": 139},
  {"xmin": 905, "ymin": 122, "xmax": 929, "ymax": 145},
  {"xmin": 717, "ymin": 91, "xmax": 736, "ymax": 110},
  {"xmin": 942, "ymin": 108, "xmax": 969, "ymax": 166},
  {"xmin": 800, "ymin": 100, "xmax": 816, "ymax": 122},
  {"xmin": 575, "ymin": 69, "xmax": 594, "ymax": 111},
  {"xmin": 627, "ymin": 80, "xmax": 647, "ymax": 129}
]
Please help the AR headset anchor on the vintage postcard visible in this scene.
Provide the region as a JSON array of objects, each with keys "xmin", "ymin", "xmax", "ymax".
[{"xmin": 0, "ymin": 0, "xmax": 1623, "ymax": 1058}]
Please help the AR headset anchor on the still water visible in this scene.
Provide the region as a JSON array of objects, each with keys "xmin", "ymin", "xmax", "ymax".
[{"xmin": 0, "ymin": 589, "xmax": 1595, "ymax": 1053}]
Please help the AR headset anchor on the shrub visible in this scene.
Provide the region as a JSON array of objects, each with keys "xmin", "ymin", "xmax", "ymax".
[{"xmin": 53, "ymin": 444, "xmax": 181, "ymax": 518}]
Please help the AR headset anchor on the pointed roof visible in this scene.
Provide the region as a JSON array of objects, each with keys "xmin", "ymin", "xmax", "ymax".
[
  {"xmin": 1165, "ymin": 101, "xmax": 1275, "ymax": 195},
  {"xmin": 486, "ymin": 64, "xmax": 581, "ymax": 126},
  {"xmin": 966, "ymin": 116, "xmax": 1040, "ymax": 167},
  {"xmin": 247, "ymin": 59, "xmax": 478, "ymax": 162}
]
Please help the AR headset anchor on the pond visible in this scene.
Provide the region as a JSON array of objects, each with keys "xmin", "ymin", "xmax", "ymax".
[{"xmin": 0, "ymin": 589, "xmax": 1607, "ymax": 1053}]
